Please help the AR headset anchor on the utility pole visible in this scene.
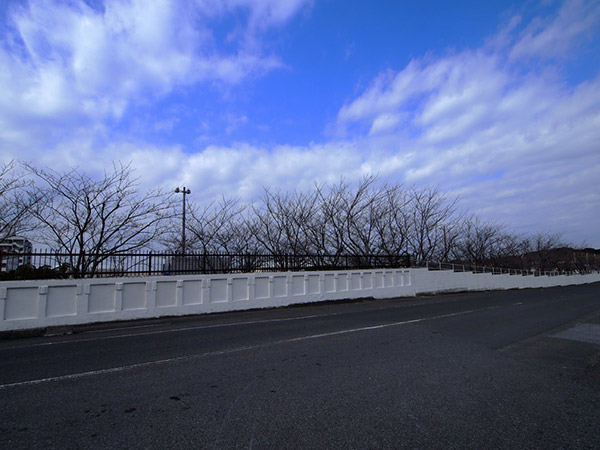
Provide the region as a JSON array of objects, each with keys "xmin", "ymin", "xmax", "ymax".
[{"xmin": 173, "ymin": 187, "xmax": 191, "ymax": 254}]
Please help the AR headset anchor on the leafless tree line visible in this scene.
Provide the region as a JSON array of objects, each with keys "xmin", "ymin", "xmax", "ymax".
[
  {"xmin": 0, "ymin": 161, "xmax": 38, "ymax": 240},
  {"xmin": 1, "ymin": 161, "xmax": 175, "ymax": 277},
  {"xmin": 183, "ymin": 176, "xmax": 589, "ymax": 272},
  {"xmin": 0, "ymin": 162, "xmax": 595, "ymax": 277},
  {"xmin": 185, "ymin": 177, "xmax": 452, "ymax": 262}
]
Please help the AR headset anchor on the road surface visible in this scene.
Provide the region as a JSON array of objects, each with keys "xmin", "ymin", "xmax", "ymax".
[{"xmin": 1, "ymin": 283, "xmax": 599, "ymax": 449}]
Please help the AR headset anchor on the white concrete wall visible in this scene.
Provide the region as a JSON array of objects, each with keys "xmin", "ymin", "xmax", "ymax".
[
  {"xmin": 0, "ymin": 269, "xmax": 413, "ymax": 332},
  {"xmin": 410, "ymin": 268, "xmax": 600, "ymax": 294},
  {"xmin": 1, "ymin": 268, "xmax": 598, "ymax": 332}
]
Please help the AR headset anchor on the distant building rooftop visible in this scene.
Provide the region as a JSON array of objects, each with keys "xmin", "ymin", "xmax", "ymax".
[{"xmin": 0, "ymin": 236, "xmax": 33, "ymax": 272}]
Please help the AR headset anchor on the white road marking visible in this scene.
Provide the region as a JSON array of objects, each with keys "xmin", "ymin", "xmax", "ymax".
[
  {"xmin": 0, "ymin": 312, "xmax": 334, "ymax": 350},
  {"xmin": 2, "ymin": 297, "xmax": 462, "ymax": 350},
  {"xmin": 0, "ymin": 308, "xmax": 478, "ymax": 390},
  {"xmin": 81, "ymin": 323, "xmax": 168, "ymax": 333}
]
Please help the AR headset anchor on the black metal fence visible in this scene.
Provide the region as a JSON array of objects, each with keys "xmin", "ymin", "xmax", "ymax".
[
  {"xmin": 0, "ymin": 250, "xmax": 412, "ymax": 279},
  {"xmin": 1, "ymin": 250, "xmax": 595, "ymax": 281},
  {"xmin": 414, "ymin": 260, "xmax": 595, "ymax": 277}
]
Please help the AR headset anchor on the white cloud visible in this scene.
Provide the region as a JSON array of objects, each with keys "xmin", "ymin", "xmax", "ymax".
[
  {"xmin": 7, "ymin": 0, "xmax": 199, "ymax": 118},
  {"xmin": 0, "ymin": 0, "xmax": 308, "ymax": 144},
  {"xmin": 509, "ymin": 0, "xmax": 600, "ymax": 61},
  {"xmin": 194, "ymin": 0, "xmax": 310, "ymax": 26},
  {"xmin": 232, "ymin": 0, "xmax": 311, "ymax": 29},
  {"xmin": 0, "ymin": 0, "xmax": 599, "ymax": 247},
  {"xmin": 369, "ymin": 113, "xmax": 403, "ymax": 136},
  {"xmin": 330, "ymin": 1, "xmax": 600, "ymax": 245}
]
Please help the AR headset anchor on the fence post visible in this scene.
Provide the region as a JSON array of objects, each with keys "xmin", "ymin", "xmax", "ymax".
[{"xmin": 148, "ymin": 251, "xmax": 152, "ymax": 276}]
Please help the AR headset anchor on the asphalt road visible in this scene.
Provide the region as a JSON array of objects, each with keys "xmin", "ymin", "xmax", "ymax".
[{"xmin": 1, "ymin": 283, "xmax": 599, "ymax": 449}]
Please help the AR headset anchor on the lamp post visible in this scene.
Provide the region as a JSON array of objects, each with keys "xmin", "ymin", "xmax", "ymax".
[{"xmin": 173, "ymin": 187, "xmax": 191, "ymax": 254}]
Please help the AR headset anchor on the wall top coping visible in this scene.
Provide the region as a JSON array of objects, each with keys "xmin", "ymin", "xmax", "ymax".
[{"xmin": 0, "ymin": 268, "xmax": 411, "ymax": 288}]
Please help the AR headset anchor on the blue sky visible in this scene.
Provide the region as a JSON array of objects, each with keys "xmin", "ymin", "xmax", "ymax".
[{"xmin": 1, "ymin": 0, "xmax": 599, "ymax": 246}]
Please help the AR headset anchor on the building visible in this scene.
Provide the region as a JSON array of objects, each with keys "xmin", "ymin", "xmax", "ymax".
[{"xmin": 0, "ymin": 236, "xmax": 33, "ymax": 272}]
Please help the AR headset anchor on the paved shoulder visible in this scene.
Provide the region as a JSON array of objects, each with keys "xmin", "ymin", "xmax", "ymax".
[{"xmin": 502, "ymin": 308, "xmax": 600, "ymax": 385}]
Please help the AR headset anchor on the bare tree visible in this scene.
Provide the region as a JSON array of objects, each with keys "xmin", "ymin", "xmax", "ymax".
[
  {"xmin": 372, "ymin": 185, "xmax": 410, "ymax": 256},
  {"xmin": 453, "ymin": 217, "xmax": 509, "ymax": 266},
  {"xmin": 162, "ymin": 174, "xmax": 578, "ymax": 274},
  {"xmin": 166, "ymin": 196, "xmax": 254, "ymax": 273},
  {"xmin": 315, "ymin": 180, "xmax": 350, "ymax": 257},
  {"xmin": 407, "ymin": 187, "xmax": 457, "ymax": 263},
  {"xmin": 341, "ymin": 175, "xmax": 382, "ymax": 257},
  {"xmin": 431, "ymin": 220, "xmax": 463, "ymax": 263},
  {"xmin": 243, "ymin": 189, "xmax": 319, "ymax": 269},
  {"xmin": 319, "ymin": 176, "xmax": 380, "ymax": 254},
  {"xmin": 302, "ymin": 183, "xmax": 332, "ymax": 256},
  {"xmin": 186, "ymin": 196, "xmax": 251, "ymax": 254},
  {"xmin": 246, "ymin": 190, "xmax": 292, "ymax": 256},
  {"xmin": 0, "ymin": 160, "xmax": 37, "ymax": 242},
  {"xmin": 519, "ymin": 232, "xmax": 566, "ymax": 271},
  {"xmin": 26, "ymin": 163, "xmax": 176, "ymax": 277}
]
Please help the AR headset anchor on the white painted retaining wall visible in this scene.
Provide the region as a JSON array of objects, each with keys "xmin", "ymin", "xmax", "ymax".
[
  {"xmin": 410, "ymin": 268, "xmax": 600, "ymax": 294},
  {"xmin": 0, "ymin": 269, "xmax": 413, "ymax": 332},
  {"xmin": 1, "ymin": 268, "xmax": 598, "ymax": 332}
]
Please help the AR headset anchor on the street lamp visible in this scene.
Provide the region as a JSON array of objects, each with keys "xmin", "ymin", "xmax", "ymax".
[{"xmin": 173, "ymin": 187, "xmax": 191, "ymax": 254}]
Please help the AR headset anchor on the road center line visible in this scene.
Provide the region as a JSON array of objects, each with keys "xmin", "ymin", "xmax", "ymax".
[{"xmin": 0, "ymin": 308, "xmax": 478, "ymax": 390}]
